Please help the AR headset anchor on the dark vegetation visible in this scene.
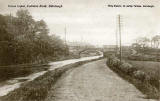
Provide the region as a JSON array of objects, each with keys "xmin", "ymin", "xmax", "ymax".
[
  {"xmin": 127, "ymin": 60, "xmax": 160, "ymax": 91},
  {"xmin": 0, "ymin": 9, "xmax": 69, "ymax": 81},
  {"xmin": 0, "ymin": 58, "xmax": 101, "ymax": 101},
  {"xmin": 0, "ymin": 9, "xmax": 69, "ymax": 65},
  {"xmin": 0, "ymin": 64, "xmax": 49, "ymax": 82},
  {"xmin": 103, "ymin": 40, "xmax": 160, "ymax": 99},
  {"xmin": 106, "ymin": 55, "xmax": 159, "ymax": 99}
]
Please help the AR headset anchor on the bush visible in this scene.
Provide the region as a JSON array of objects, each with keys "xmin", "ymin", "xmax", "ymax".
[
  {"xmin": 107, "ymin": 56, "xmax": 120, "ymax": 67},
  {"xmin": 107, "ymin": 56, "xmax": 149, "ymax": 81},
  {"xmin": 106, "ymin": 56, "xmax": 159, "ymax": 99},
  {"xmin": 148, "ymin": 77, "xmax": 159, "ymax": 89},
  {"xmin": 133, "ymin": 70, "xmax": 146, "ymax": 81},
  {"xmin": 119, "ymin": 62, "xmax": 137, "ymax": 75},
  {"xmin": 107, "ymin": 56, "xmax": 152, "ymax": 82},
  {"xmin": 111, "ymin": 58, "xmax": 121, "ymax": 67}
]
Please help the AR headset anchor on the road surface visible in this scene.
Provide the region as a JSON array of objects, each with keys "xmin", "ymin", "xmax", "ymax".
[{"xmin": 45, "ymin": 59, "xmax": 156, "ymax": 101}]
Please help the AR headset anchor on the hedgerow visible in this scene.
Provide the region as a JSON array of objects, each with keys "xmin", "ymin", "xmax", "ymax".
[{"xmin": 106, "ymin": 55, "xmax": 159, "ymax": 99}]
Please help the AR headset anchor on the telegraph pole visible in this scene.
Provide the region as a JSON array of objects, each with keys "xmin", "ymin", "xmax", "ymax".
[
  {"xmin": 64, "ymin": 26, "xmax": 68, "ymax": 55},
  {"xmin": 64, "ymin": 26, "xmax": 67, "ymax": 46},
  {"xmin": 118, "ymin": 15, "xmax": 122, "ymax": 62},
  {"xmin": 116, "ymin": 25, "xmax": 118, "ymax": 55}
]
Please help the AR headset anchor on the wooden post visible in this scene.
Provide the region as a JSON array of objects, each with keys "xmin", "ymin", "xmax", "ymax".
[{"xmin": 118, "ymin": 15, "xmax": 122, "ymax": 62}]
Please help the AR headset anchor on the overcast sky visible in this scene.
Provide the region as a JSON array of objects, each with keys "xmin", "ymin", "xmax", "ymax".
[{"xmin": 0, "ymin": 0, "xmax": 160, "ymax": 46}]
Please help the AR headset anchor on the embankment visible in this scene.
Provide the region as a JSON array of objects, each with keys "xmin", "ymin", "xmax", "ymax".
[{"xmin": 0, "ymin": 58, "xmax": 102, "ymax": 101}]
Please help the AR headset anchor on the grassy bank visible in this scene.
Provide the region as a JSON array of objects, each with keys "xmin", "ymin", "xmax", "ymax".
[
  {"xmin": 106, "ymin": 56, "xmax": 159, "ymax": 99},
  {"xmin": 127, "ymin": 60, "xmax": 160, "ymax": 90},
  {"xmin": 0, "ymin": 58, "xmax": 101, "ymax": 101}
]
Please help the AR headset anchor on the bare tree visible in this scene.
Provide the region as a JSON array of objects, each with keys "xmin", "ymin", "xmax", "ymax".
[
  {"xmin": 151, "ymin": 35, "xmax": 160, "ymax": 48},
  {"xmin": 136, "ymin": 37, "xmax": 150, "ymax": 48}
]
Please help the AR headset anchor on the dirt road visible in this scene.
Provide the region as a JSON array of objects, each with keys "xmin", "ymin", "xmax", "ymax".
[{"xmin": 45, "ymin": 59, "xmax": 156, "ymax": 101}]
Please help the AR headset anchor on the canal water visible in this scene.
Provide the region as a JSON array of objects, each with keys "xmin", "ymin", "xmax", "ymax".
[{"xmin": 0, "ymin": 53, "xmax": 103, "ymax": 96}]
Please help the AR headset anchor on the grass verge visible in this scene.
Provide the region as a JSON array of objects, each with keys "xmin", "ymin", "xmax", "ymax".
[
  {"xmin": 127, "ymin": 60, "xmax": 160, "ymax": 90},
  {"xmin": 106, "ymin": 58, "xmax": 159, "ymax": 99},
  {"xmin": 0, "ymin": 58, "xmax": 102, "ymax": 101}
]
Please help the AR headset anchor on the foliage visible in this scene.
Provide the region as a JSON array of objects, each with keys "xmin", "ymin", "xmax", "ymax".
[
  {"xmin": 132, "ymin": 35, "xmax": 160, "ymax": 53},
  {"xmin": 106, "ymin": 56, "xmax": 159, "ymax": 99},
  {"xmin": 0, "ymin": 9, "xmax": 69, "ymax": 66},
  {"xmin": 133, "ymin": 70, "xmax": 146, "ymax": 81},
  {"xmin": 119, "ymin": 62, "xmax": 136, "ymax": 75},
  {"xmin": 151, "ymin": 35, "xmax": 160, "ymax": 48},
  {"xmin": 127, "ymin": 60, "xmax": 160, "ymax": 89},
  {"xmin": 132, "ymin": 37, "xmax": 150, "ymax": 53},
  {"xmin": 136, "ymin": 37, "xmax": 150, "ymax": 48}
]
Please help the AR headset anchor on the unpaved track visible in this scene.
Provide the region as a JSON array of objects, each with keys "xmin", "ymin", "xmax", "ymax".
[{"xmin": 45, "ymin": 59, "xmax": 156, "ymax": 101}]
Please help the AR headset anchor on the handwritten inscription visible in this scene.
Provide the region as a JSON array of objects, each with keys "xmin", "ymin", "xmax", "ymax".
[
  {"xmin": 8, "ymin": 4, "xmax": 63, "ymax": 8},
  {"xmin": 107, "ymin": 4, "xmax": 154, "ymax": 8}
]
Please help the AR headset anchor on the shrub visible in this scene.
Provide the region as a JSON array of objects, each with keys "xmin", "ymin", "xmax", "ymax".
[
  {"xmin": 107, "ymin": 55, "xmax": 121, "ymax": 67},
  {"xmin": 107, "ymin": 56, "xmax": 114, "ymax": 66},
  {"xmin": 148, "ymin": 77, "xmax": 159, "ymax": 89},
  {"xmin": 119, "ymin": 62, "xmax": 136, "ymax": 75},
  {"xmin": 133, "ymin": 70, "xmax": 146, "ymax": 81},
  {"xmin": 111, "ymin": 58, "xmax": 121, "ymax": 67},
  {"xmin": 107, "ymin": 56, "xmax": 159, "ymax": 99}
]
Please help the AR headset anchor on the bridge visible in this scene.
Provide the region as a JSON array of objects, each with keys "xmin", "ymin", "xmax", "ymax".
[{"xmin": 69, "ymin": 47, "xmax": 103, "ymax": 58}]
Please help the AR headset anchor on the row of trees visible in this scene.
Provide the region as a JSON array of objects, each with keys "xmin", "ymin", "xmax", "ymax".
[
  {"xmin": 0, "ymin": 9, "xmax": 69, "ymax": 66},
  {"xmin": 132, "ymin": 35, "xmax": 160, "ymax": 50}
]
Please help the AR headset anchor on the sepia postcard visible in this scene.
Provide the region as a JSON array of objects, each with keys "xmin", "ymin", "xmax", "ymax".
[{"xmin": 0, "ymin": 0, "xmax": 159, "ymax": 101}]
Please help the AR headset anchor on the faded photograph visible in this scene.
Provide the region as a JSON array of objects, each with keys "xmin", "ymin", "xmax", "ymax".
[{"xmin": 0, "ymin": 0, "xmax": 159, "ymax": 101}]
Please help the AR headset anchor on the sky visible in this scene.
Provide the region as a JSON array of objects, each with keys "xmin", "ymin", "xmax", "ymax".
[{"xmin": 0, "ymin": 0, "xmax": 160, "ymax": 46}]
